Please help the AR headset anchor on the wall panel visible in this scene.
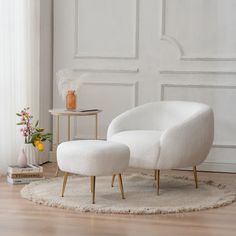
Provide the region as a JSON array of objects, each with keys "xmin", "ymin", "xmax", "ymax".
[
  {"xmin": 161, "ymin": 0, "xmax": 236, "ymax": 61},
  {"xmin": 74, "ymin": 0, "xmax": 138, "ymax": 59}
]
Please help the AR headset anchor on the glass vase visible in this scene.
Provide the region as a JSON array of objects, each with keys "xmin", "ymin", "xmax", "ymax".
[{"xmin": 66, "ymin": 90, "xmax": 76, "ymax": 110}]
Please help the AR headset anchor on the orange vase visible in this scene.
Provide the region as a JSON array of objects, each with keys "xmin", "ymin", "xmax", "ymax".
[{"xmin": 66, "ymin": 90, "xmax": 76, "ymax": 110}]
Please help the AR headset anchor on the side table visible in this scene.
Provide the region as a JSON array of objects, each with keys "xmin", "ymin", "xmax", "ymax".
[{"xmin": 49, "ymin": 109, "xmax": 102, "ymax": 176}]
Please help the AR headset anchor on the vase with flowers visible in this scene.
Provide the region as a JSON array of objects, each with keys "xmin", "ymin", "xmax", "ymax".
[
  {"xmin": 56, "ymin": 69, "xmax": 86, "ymax": 110},
  {"xmin": 16, "ymin": 107, "xmax": 52, "ymax": 167}
]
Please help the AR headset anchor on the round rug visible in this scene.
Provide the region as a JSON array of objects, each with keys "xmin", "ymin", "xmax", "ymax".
[{"xmin": 21, "ymin": 174, "xmax": 236, "ymax": 214}]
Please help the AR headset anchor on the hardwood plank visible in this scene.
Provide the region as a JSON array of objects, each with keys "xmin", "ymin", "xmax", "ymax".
[{"xmin": 0, "ymin": 163, "xmax": 235, "ymax": 236}]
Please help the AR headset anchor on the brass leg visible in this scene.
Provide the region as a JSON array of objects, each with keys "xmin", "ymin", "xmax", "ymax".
[
  {"xmin": 68, "ymin": 115, "xmax": 71, "ymax": 141},
  {"xmin": 55, "ymin": 165, "xmax": 59, "ymax": 177},
  {"xmin": 55, "ymin": 115, "xmax": 60, "ymax": 177},
  {"xmin": 111, "ymin": 174, "xmax": 116, "ymax": 187},
  {"xmin": 61, "ymin": 172, "xmax": 68, "ymax": 197},
  {"xmin": 118, "ymin": 174, "xmax": 125, "ymax": 199},
  {"xmin": 157, "ymin": 169, "xmax": 160, "ymax": 195},
  {"xmin": 154, "ymin": 170, "xmax": 157, "ymax": 180},
  {"xmin": 90, "ymin": 176, "xmax": 93, "ymax": 192},
  {"xmin": 92, "ymin": 176, "xmax": 96, "ymax": 204},
  {"xmin": 95, "ymin": 114, "xmax": 98, "ymax": 140},
  {"xmin": 193, "ymin": 166, "xmax": 198, "ymax": 189}
]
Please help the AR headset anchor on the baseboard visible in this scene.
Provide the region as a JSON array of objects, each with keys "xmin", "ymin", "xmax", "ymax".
[
  {"xmin": 198, "ymin": 162, "xmax": 236, "ymax": 173},
  {"xmin": 180, "ymin": 162, "xmax": 236, "ymax": 173}
]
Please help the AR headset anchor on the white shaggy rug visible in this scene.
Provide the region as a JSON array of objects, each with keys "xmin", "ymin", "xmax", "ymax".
[{"xmin": 21, "ymin": 174, "xmax": 236, "ymax": 214}]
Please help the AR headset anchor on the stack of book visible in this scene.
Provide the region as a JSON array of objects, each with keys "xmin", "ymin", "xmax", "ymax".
[{"xmin": 7, "ymin": 164, "xmax": 44, "ymax": 185}]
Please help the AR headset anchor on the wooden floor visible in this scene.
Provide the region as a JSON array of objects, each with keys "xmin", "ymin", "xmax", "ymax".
[{"xmin": 0, "ymin": 163, "xmax": 236, "ymax": 236}]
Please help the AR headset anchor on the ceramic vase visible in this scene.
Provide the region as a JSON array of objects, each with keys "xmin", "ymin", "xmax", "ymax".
[
  {"xmin": 19, "ymin": 143, "xmax": 39, "ymax": 166},
  {"xmin": 17, "ymin": 147, "xmax": 28, "ymax": 168}
]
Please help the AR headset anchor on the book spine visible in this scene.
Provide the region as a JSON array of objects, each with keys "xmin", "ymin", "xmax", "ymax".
[
  {"xmin": 8, "ymin": 170, "xmax": 43, "ymax": 174},
  {"xmin": 7, "ymin": 176, "xmax": 44, "ymax": 185},
  {"xmin": 8, "ymin": 173, "xmax": 43, "ymax": 179},
  {"xmin": 8, "ymin": 167, "xmax": 43, "ymax": 174}
]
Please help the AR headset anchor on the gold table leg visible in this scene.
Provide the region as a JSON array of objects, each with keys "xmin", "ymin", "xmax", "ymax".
[
  {"xmin": 95, "ymin": 114, "xmax": 98, "ymax": 139},
  {"xmin": 118, "ymin": 174, "xmax": 125, "ymax": 199},
  {"xmin": 154, "ymin": 170, "xmax": 157, "ymax": 180},
  {"xmin": 111, "ymin": 174, "xmax": 116, "ymax": 187},
  {"xmin": 55, "ymin": 115, "xmax": 60, "ymax": 177},
  {"xmin": 68, "ymin": 115, "xmax": 71, "ymax": 141},
  {"xmin": 55, "ymin": 166, "xmax": 59, "ymax": 177}
]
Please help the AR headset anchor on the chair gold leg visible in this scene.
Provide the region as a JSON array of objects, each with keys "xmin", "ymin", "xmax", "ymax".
[
  {"xmin": 90, "ymin": 176, "xmax": 93, "ymax": 192},
  {"xmin": 154, "ymin": 170, "xmax": 157, "ymax": 180},
  {"xmin": 55, "ymin": 165, "xmax": 59, "ymax": 177},
  {"xmin": 111, "ymin": 174, "xmax": 116, "ymax": 187},
  {"xmin": 61, "ymin": 172, "xmax": 68, "ymax": 197},
  {"xmin": 92, "ymin": 176, "xmax": 96, "ymax": 204},
  {"xmin": 157, "ymin": 169, "xmax": 160, "ymax": 195},
  {"xmin": 118, "ymin": 174, "xmax": 125, "ymax": 199},
  {"xmin": 193, "ymin": 166, "xmax": 198, "ymax": 189}
]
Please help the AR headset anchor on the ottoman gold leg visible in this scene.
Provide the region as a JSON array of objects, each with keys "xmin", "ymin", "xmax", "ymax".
[
  {"xmin": 154, "ymin": 170, "xmax": 157, "ymax": 180},
  {"xmin": 193, "ymin": 166, "xmax": 198, "ymax": 189},
  {"xmin": 61, "ymin": 172, "xmax": 68, "ymax": 197},
  {"xmin": 92, "ymin": 176, "xmax": 96, "ymax": 204},
  {"xmin": 111, "ymin": 174, "xmax": 116, "ymax": 187},
  {"xmin": 157, "ymin": 169, "xmax": 160, "ymax": 195},
  {"xmin": 118, "ymin": 174, "xmax": 125, "ymax": 199}
]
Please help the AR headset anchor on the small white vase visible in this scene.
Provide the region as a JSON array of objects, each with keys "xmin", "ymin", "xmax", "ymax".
[
  {"xmin": 18, "ymin": 148, "xmax": 28, "ymax": 168},
  {"xmin": 23, "ymin": 143, "xmax": 39, "ymax": 165}
]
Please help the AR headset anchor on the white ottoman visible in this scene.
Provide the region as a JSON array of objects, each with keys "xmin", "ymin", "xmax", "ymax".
[{"xmin": 57, "ymin": 140, "xmax": 130, "ymax": 204}]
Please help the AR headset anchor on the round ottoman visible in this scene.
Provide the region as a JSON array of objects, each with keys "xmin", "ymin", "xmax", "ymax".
[{"xmin": 57, "ymin": 140, "xmax": 130, "ymax": 204}]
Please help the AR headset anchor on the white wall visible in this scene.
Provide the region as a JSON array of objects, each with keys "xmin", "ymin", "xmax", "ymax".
[
  {"xmin": 53, "ymin": 0, "xmax": 236, "ymax": 172},
  {"xmin": 39, "ymin": 0, "xmax": 53, "ymax": 163}
]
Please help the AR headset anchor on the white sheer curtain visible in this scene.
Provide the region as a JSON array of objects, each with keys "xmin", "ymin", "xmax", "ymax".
[{"xmin": 0, "ymin": 0, "xmax": 40, "ymax": 174}]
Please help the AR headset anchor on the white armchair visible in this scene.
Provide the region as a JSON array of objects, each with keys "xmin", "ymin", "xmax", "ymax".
[{"xmin": 107, "ymin": 101, "xmax": 214, "ymax": 194}]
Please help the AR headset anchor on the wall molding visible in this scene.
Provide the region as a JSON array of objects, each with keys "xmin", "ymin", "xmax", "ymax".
[
  {"xmin": 160, "ymin": 0, "xmax": 236, "ymax": 61},
  {"xmin": 160, "ymin": 83, "xmax": 236, "ymax": 148},
  {"xmin": 83, "ymin": 80, "xmax": 139, "ymax": 107},
  {"xmin": 73, "ymin": 67, "xmax": 139, "ymax": 74},
  {"xmin": 159, "ymin": 70, "xmax": 236, "ymax": 75},
  {"xmin": 160, "ymin": 0, "xmax": 184, "ymax": 58},
  {"xmin": 74, "ymin": 0, "xmax": 139, "ymax": 59}
]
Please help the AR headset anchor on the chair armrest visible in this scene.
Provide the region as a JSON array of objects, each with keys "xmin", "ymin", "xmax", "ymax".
[{"xmin": 157, "ymin": 109, "xmax": 214, "ymax": 169}]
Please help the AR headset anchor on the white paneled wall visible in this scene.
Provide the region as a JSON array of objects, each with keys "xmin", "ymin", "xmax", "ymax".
[
  {"xmin": 53, "ymin": 0, "xmax": 236, "ymax": 172},
  {"xmin": 160, "ymin": 0, "xmax": 236, "ymax": 61},
  {"xmin": 74, "ymin": 0, "xmax": 138, "ymax": 58}
]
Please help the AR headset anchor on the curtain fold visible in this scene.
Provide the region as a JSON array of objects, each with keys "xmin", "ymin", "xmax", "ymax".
[{"xmin": 0, "ymin": 0, "xmax": 40, "ymax": 174}]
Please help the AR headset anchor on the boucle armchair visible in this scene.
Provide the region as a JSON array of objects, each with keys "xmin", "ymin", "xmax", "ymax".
[{"xmin": 107, "ymin": 101, "xmax": 214, "ymax": 194}]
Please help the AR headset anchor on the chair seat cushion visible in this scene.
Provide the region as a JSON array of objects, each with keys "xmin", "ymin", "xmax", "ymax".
[
  {"xmin": 109, "ymin": 130, "xmax": 163, "ymax": 169},
  {"xmin": 57, "ymin": 140, "xmax": 130, "ymax": 176}
]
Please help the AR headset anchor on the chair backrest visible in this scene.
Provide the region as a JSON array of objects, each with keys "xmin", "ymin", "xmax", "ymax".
[
  {"xmin": 107, "ymin": 100, "xmax": 212, "ymax": 139},
  {"xmin": 144, "ymin": 101, "xmax": 210, "ymax": 131}
]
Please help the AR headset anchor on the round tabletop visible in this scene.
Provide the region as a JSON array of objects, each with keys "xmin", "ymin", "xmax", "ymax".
[{"xmin": 49, "ymin": 109, "xmax": 102, "ymax": 116}]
